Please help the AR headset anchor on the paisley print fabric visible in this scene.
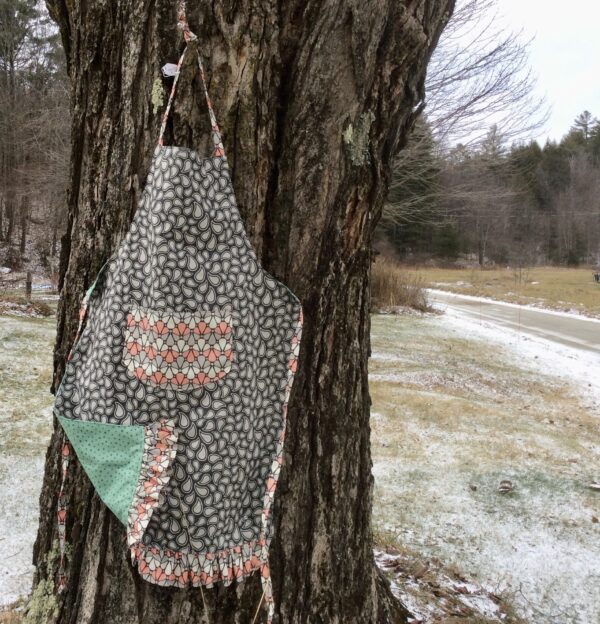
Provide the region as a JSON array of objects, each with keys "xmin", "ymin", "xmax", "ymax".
[{"xmin": 55, "ymin": 13, "xmax": 303, "ymax": 618}]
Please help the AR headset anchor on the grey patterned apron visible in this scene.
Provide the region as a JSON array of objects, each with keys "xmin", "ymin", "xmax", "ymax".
[{"xmin": 54, "ymin": 8, "xmax": 303, "ymax": 620}]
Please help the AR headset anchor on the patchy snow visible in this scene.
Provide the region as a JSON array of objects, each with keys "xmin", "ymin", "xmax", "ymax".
[
  {"xmin": 370, "ymin": 313, "xmax": 600, "ymax": 624},
  {"xmin": 376, "ymin": 549, "xmax": 509, "ymax": 623},
  {"xmin": 432, "ymin": 281, "xmax": 472, "ymax": 288},
  {"xmin": 437, "ymin": 302, "xmax": 600, "ymax": 408},
  {"xmin": 428, "ymin": 288, "xmax": 600, "ymax": 322},
  {"xmin": 0, "ymin": 453, "xmax": 48, "ymax": 605},
  {"xmin": 0, "ymin": 316, "xmax": 55, "ymax": 605}
]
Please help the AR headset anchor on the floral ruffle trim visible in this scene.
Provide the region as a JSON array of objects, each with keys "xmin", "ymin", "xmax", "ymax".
[
  {"xmin": 57, "ymin": 441, "xmax": 72, "ymax": 591},
  {"xmin": 127, "ymin": 419, "xmax": 178, "ymax": 551},
  {"xmin": 126, "ymin": 419, "xmax": 267, "ymax": 590},
  {"xmin": 130, "ymin": 538, "xmax": 267, "ymax": 587}
]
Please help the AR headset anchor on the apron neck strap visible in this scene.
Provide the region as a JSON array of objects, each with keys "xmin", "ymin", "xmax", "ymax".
[{"xmin": 157, "ymin": 1, "xmax": 225, "ymax": 158}]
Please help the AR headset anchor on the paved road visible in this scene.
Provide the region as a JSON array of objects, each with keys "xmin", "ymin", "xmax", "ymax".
[{"xmin": 428, "ymin": 290, "xmax": 600, "ymax": 355}]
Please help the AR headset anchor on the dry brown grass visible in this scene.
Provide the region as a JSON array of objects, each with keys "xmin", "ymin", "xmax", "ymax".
[
  {"xmin": 371, "ymin": 258, "xmax": 432, "ymax": 312},
  {"xmin": 0, "ymin": 603, "xmax": 23, "ymax": 624},
  {"xmin": 0, "ymin": 295, "xmax": 53, "ymax": 317}
]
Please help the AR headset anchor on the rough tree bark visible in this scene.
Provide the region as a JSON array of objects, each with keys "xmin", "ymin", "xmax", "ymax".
[{"xmin": 33, "ymin": 1, "xmax": 453, "ymax": 622}]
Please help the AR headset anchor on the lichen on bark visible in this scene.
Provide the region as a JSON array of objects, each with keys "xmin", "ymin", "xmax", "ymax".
[
  {"xmin": 24, "ymin": 540, "xmax": 60, "ymax": 624},
  {"xmin": 151, "ymin": 77, "xmax": 166, "ymax": 116},
  {"xmin": 343, "ymin": 111, "xmax": 376, "ymax": 166}
]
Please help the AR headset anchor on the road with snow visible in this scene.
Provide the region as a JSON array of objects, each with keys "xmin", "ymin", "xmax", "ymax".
[{"xmin": 429, "ymin": 289, "xmax": 600, "ymax": 355}]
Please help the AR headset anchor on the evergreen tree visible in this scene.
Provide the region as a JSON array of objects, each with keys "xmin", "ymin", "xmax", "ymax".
[
  {"xmin": 590, "ymin": 122, "xmax": 600, "ymax": 163},
  {"xmin": 571, "ymin": 110, "xmax": 597, "ymax": 141}
]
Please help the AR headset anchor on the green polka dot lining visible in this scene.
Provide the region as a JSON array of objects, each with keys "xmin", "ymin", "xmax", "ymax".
[{"xmin": 58, "ymin": 415, "xmax": 145, "ymax": 524}]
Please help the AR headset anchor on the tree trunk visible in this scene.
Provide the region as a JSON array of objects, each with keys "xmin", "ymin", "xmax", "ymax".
[
  {"xmin": 20, "ymin": 193, "xmax": 29, "ymax": 255},
  {"xmin": 33, "ymin": 1, "xmax": 453, "ymax": 622},
  {"xmin": 5, "ymin": 184, "xmax": 15, "ymax": 245},
  {"xmin": 51, "ymin": 199, "xmax": 60, "ymax": 257}
]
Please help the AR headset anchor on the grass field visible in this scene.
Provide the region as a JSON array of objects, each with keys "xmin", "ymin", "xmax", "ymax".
[
  {"xmin": 0, "ymin": 316, "xmax": 55, "ymax": 607},
  {"xmin": 370, "ymin": 313, "xmax": 600, "ymax": 624},
  {"xmin": 403, "ymin": 266, "xmax": 600, "ymax": 317}
]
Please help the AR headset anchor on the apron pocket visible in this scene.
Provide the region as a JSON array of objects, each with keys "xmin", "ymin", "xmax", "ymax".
[{"xmin": 123, "ymin": 305, "xmax": 234, "ymax": 390}]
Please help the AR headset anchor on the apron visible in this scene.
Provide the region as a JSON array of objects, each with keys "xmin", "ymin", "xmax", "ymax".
[{"xmin": 55, "ymin": 7, "xmax": 303, "ymax": 620}]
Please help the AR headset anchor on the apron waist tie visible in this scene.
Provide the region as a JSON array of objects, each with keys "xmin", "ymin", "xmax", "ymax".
[
  {"xmin": 57, "ymin": 440, "xmax": 71, "ymax": 591},
  {"xmin": 260, "ymin": 558, "xmax": 275, "ymax": 623}
]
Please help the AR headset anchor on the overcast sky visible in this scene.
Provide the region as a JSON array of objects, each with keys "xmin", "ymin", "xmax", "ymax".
[{"xmin": 498, "ymin": 0, "xmax": 600, "ymax": 142}]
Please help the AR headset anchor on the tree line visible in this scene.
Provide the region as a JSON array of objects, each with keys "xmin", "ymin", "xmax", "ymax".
[
  {"xmin": 2, "ymin": 0, "xmax": 565, "ymax": 280},
  {"xmin": 380, "ymin": 111, "xmax": 600, "ymax": 268},
  {"xmin": 0, "ymin": 0, "xmax": 68, "ymax": 273}
]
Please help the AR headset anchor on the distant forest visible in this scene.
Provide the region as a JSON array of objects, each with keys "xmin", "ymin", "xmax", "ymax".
[
  {"xmin": 379, "ymin": 112, "xmax": 600, "ymax": 267},
  {"xmin": 0, "ymin": 0, "xmax": 67, "ymax": 275}
]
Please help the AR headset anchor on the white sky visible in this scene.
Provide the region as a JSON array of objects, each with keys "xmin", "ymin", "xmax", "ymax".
[{"xmin": 497, "ymin": 0, "xmax": 600, "ymax": 142}]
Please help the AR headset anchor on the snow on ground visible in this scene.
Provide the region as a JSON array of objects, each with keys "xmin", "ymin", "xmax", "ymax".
[
  {"xmin": 0, "ymin": 316, "xmax": 55, "ymax": 605},
  {"xmin": 376, "ymin": 549, "xmax": 513, "ymax": 623},
  {"xmin": 370, "ymin": 312, "xmax": 600, "ymax": 624},
  {"xmin": 0, "ymin": 299, "xmax": 598, "ymax": 620},
  {"xmin": 428, "ymin": 288, "xmax": 600, "ymax": 322},
  {"xmin": 436, "ymin": 299, "xmax": 600, "ymax": 410}
]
